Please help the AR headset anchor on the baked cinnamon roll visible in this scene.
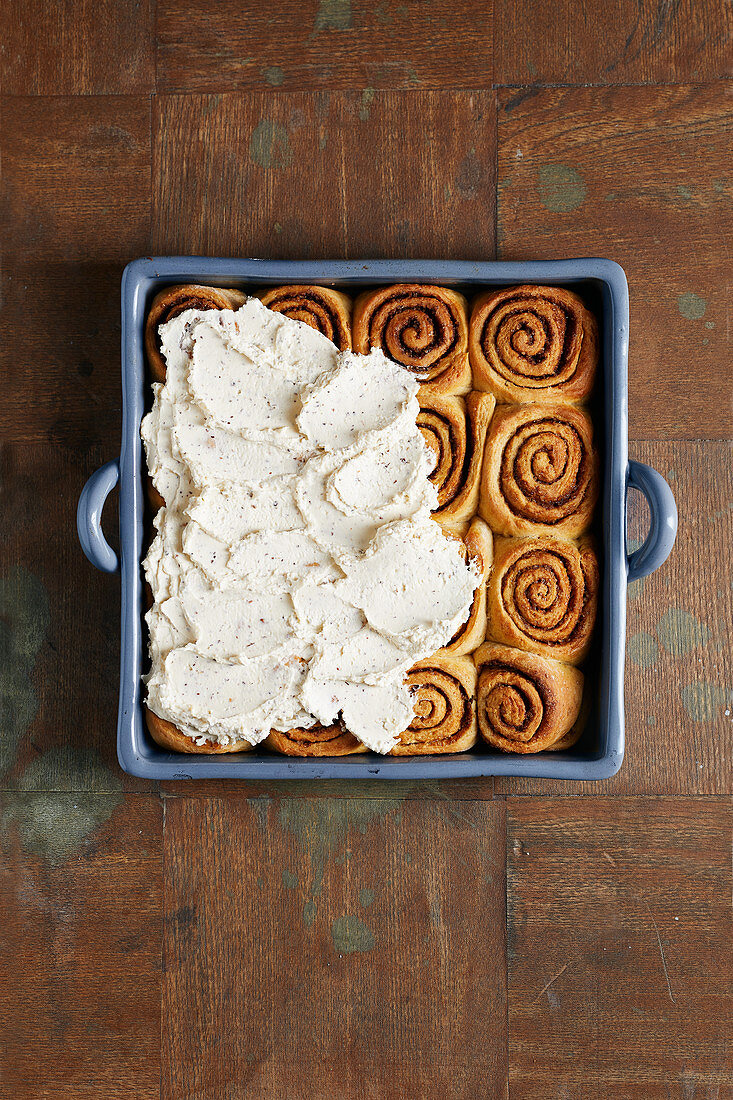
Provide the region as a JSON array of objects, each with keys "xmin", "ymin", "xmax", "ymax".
[
  {"xmin": 390, "ymin": 656, "xmax": 477, "ymax": 755},
  {"xmin": 470, "ymin": 284, "xmax": 598, "ymax": 404},
  {"xmin": 487, "ymin": 535, "xmax": 599, "ymax": 664},
  {"xmin": 474, "ymin": 643, "xmax": 584, "ymax": 754},
  {"xmin": 353, "ymin": 283, "xmax": 471, "ymax": 395},
  {"xmin": 479, "ymin": 403, "xmax": 599, "ymax": 538},
  {"xmin": 259, "ymin": 285, "xmax": 352, "ymax": 350},
  {"xmin": 418, "ymin": 391, "xmax": 495, "ymax": 523},
  {"xmin": 144, "ymin": 285, "xmax": 246, "ymax": 382}
]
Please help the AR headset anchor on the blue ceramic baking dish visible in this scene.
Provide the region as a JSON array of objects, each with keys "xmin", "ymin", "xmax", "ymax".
[{"xmin": 78, "ymin": 257, "xmax": 676, "ymax": 781}]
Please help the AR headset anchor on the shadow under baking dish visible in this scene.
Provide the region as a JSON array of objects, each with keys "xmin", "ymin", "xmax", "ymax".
[{"xmin": 114, "ymin": 257, "xmax": 631, "ymax": 781}]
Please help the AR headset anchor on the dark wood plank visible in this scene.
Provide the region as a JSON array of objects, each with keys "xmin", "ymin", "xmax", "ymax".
[
  {"xmin": 1, "ymin": 0, "xmax": 154, "ymax": 94},
  {"xmin": 495, "ymin": 441, "xmax": 733, "ymax": 797},
  {"xmin": 0, "ymin": 96, "xmax": 151, "ymax": 446},
  {"xmin": 160, "ymin": 777, "xmax": 496, "ymax": 798},
  {"xmin": 156, "ymin": 1, "xmax": 493, "ymax": 92},
  {"xmin": 506, "ymin": 798, "xmax": 733, "ymax": 1098},
  {"xmin": 496, "ymin": 84, "xmax": 732, "ymax": 440},
  {"xmin": 0, "ymin": 792, "xmax": 162, "ymax": 1098},
  {"xmin": 0, "ymin": 444, "xmax": 152, "ymax": 792},
  {"xmin": 163, "ymin": 795, "xmax": 506, "ymax": 1099},
  {"xmin": 153, "ymin": 90, "xmax": 496, "ymax": 260},
  {"xmin": 495, "ymin": 0, "xmax": 731, "ymax": 84}
]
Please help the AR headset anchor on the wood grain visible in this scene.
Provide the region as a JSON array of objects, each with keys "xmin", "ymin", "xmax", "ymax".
[
  {"xmin": 506, "ymin": 798, "xmax": 733, "ymax": 1097},
  {"xmin": 159, "ymin": 777, "xmax": 496, "ymax": 799},
  {"xmin": 495, "ymin": 440, "xmax": 733, "ymax": 797},
  {"xmin": 153, "ymin": 90, "xmax": 496, "ymax": 260},
  {"xmin": 0, "ymin": 792, "xmax": 162, "ymax": 1098},
  {"xmin": 1, "ymin": 0, "xmax": 154, "ymax": 94},
  {"xmin": 156, "ymin": 0, "xmax": 494, "ymax": 92},
  {"xmin": 495, "ymin": 0, "xmax": 732, "ymax": 84},
  {"xmin": 0, "ymin": 444, "xmax": 151, "ymax": 793},
  {"xmin": 163, "ymin": 795, "xmax": 506, "ymax": 1099},
  {"xmin": 496, "ymin": 83, "xmax": 732, "ymax": 440},
  {"xmin": 0, "ymin": 96, "xmax": 151, "ymax": 446}
]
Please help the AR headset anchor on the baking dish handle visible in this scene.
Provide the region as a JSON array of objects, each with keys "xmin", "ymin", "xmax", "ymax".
[
  {"xmin": 77, "ymin": 459, "xmax": 120, "ymax": 573},
  {"xmin": 625, "ymin": 460, "xmax": 677, "ymax": 583}
]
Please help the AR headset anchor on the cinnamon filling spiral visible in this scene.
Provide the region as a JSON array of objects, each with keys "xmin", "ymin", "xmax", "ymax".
[
  {"xmin": 418, "ymin": 392, "xmax": 495, "ymax": 523},
  {"xmin": 483, "ymin": 299, "xmax": 579, "ymax": 387},
  {"xmin": 501, "ymin": 542, "xmax": 597, "ymax": 649},
  {"xmin": 478, "ymin": 664, "xmax": 545, "ymax": 745},
  {"xmin": 266, "ymin": 721, "xmax": 364, "ymax": 756},
  {"xmin": 260, "ymin": 286, "xmax": 351, "ymax": 350},
  {"xmin": 371, "ymin": 293, "xmax": 458, "ymax": 378},
  {"xmin": 417, "ymin": 406, "xmax": 465, "ymax": 507},
  {"xmin": 501, "ymin": 416, "xmax": 594, "ymax": 525},
  {"xmin": 470, "ymin": 284, "xmax": 598, "ymax": 402},
  {"xmin": 474, "ymin": 642, "xmax": 584, "ymax": 754},
  {"xmin": 405, "ymin": 667, "xmax": 472, "ymax": 745}
]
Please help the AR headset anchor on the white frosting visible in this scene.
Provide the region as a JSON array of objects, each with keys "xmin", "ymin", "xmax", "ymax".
[{"xmin": 141, "ymin": 299, "xmax": 478, "ymax": 752}]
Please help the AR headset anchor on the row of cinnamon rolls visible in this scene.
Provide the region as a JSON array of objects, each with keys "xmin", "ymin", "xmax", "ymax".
[{"xmin": 143, "ymin": 282, "xmax": 600, "ymax": 757}]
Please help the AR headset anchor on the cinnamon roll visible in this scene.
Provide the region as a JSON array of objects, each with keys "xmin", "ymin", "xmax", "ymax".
[
  {"xmin": 264, "ymin": 721, "xmax": 367, "ymax": 757},
  {"xmin": 353, "ymin": 284, "xmax": 471, "ymax": 395},
  {"xmin": 436, "ymin": 518, "xmax": 493, "ymax": 657},
  {"xmin": 479, "ymin": 403, "xmax": 599, "ymax": 538},
  {"xmin": 390, "ymin": 656, "xmax": 477, "ymax": 755},
  {"xmin": 418, "ymin": 391, "xmax": 495, "ymax": 523},
  {"xmin": 145, "ymin": 706, "xmax": 255, "ymax": 754},
  {"xmin": 487, "ymin": 535, "xmax": 599, "ymax": 664},
  {"xmin": 144, "ymin": 285, "xmax": 246, "ymax": 382},
  {"xmin": 474, "ymin": 643, "xmax": 584, "ymax": 754},
  {"xmin": 259, "ymin": 285, "xmax": 352, "ymax": 350},
  {"xmin": 470, "ymin": 284, "xmax": 598, "ymax": 404}
]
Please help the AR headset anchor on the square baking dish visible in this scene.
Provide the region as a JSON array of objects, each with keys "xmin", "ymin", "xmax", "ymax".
[{"xmin": 78, "ymin": 257, "xmax": 676, "ymax": 781}]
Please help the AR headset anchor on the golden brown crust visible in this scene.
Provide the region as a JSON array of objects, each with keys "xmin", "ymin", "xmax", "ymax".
[
  {"xmin": 478, "ymin": 402, "xmax": 599, "ymax": 538},
  {"xmin": 418, "ymin": 390, "xmax": 495, "ymax": 523},
  {"xmin": 435, "ymin": 518, "xmax": 493, "ymax": 657},
  {"xmin": 353, "ymin": 283, "xmax": 471, "ymax": 396},
  {"xmin": 473, "ymin": 642, "xmax": 583, "ymax": 754},
  {"xmin": 258, "ymin": 285, "xmax": 352, "ymax": 350},
  {"xmin": 470, "ymin": 284, "xmax": 598, "ymax": 404},
  {"xmin": 144, "ymin": 284, "xmax": 246, "ymax": 382},
  {"xmin": 390, "ymin": 656, "xmax": 477, "ymax": 755},
  {"xmin": 145, "ymin": 706, "xmax": 255, "ymax": 754},
  {"xmin": 263, "ymin": 722, "xmax": 367, "ymax": 757},
  {"xmin": 145, "ymin": 475, "xmax": 165, "ymax": 514},
  {"xmin": 487, "ymin": 535, "xmax": 599, "ymax": 665},
  {"xmin": 551, "ymin": 684, "xmax": 591, "ymax": 751}
]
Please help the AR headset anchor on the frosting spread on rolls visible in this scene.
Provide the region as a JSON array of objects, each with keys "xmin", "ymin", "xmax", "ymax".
[{"xmin": 141, "ymin": 299, "xmax": 478, "ymax": 753}]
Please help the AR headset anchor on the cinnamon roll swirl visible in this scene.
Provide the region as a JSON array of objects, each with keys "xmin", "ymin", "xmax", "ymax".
[
  {"xmin": 144, "ymin": 285, "xmax": 246, "ymax": 382},
  {"xmin": 353, "ymin": 284, "xmax": 471, "ymax": 395},
  {"xmin": 259, "ymin": 285, "xmax": 352, "ymax": 350},
  {"xmin": 264, "ymin": 722, "xmax": 367, "ymax": 757},
  {"xmin": 418, "ymin": 391, "xmax": 495, "ymax": 523},
  {"xmin": 390, "ymin": 656, "xmax": 477, "ymax": 755},
  {"xmin": 474, "ymin": 643, "xmax": 584, "ymax": 754},
  {"xmin": 436, "ymin": 518, "xmax": 493, "ymax": 657},
  {"xmin": 487, "ymin": 536, "xmax": 599, "ymax": 665},
  {"xmin": 479, "ymin": 403, "xmax": 599, "ymax": 538},
  {"xmin": 470, "ymin": 285, "xmax": 598, "ymax": 404}
]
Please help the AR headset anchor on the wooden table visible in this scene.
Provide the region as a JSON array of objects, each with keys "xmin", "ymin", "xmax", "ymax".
[{"xmin": 1, "ymin": 3, "xmax": 731, "ymax": 1097}]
